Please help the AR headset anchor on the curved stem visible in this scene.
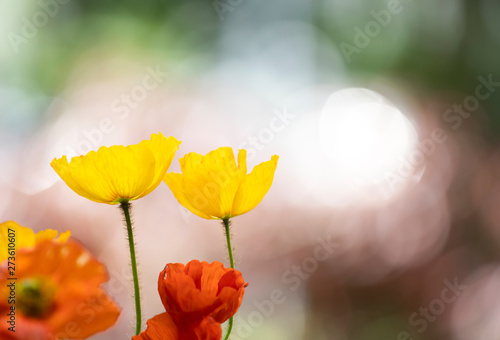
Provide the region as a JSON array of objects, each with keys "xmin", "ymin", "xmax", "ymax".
[
  {"xmin": 120, "ymin": 202, "xmax": 142, "ymax": 335},
  {"xmin": 224, "ymin": 318, "xmax": 234, "ymax": 340},
  {"xmin": 222, "ymin": 217, "xmax": 234, "ymax": 340}
]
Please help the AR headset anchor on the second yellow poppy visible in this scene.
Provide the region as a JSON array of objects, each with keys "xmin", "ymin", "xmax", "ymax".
[{"xmin": 164, "ymin": 147, "xmax": 278, "ymax": 220}]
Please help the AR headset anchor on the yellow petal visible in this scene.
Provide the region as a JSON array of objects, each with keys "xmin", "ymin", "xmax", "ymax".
[
  {"xmin": 35, "ymin": 229, "xmax": 58, "ymax": 242},
  {"xmin": 35, "ymin": 229, "xmax": 71, "ymax": 244},
  {"xmin": 178, "ymin": 147, "xmax": 243, "ymax": 219},
  {"xmin": 51, "ymin": 133, "xmax": 180, "ymax": 204},
  {"xmin": 237, "ymin": 149, "xmax": 247, "ymax": 175},
  {"xmin": 0, "ymin": 221, "xmax": 36, "ymax": 261},
  {"xmin": 139, "ymin": 133, "xmax": 181, "ymax": 198},
  {"xmin": 0, "ymin": 222, "xmax": 70, "ymax": 262},
  {"xmin": 163, "ymin": 173, "xmax": 212, "ymax": 219},
  {"xmin": 56, "ymin": 230, "xmax": 71, "ymax": 243},
  {"xmin": 231, "ymin": 155, "xmax": 279, "ymax": 217}
]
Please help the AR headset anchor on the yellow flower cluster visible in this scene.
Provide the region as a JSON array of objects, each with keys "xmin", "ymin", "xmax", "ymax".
[{"xmin": 51, "ymin": 133, "xmax": 279, "ymax": 219}]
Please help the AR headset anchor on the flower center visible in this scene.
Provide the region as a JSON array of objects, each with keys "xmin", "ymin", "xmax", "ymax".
[{"xmin": 18, "ymin": 277, "xmax": 56, "ymax": 318}]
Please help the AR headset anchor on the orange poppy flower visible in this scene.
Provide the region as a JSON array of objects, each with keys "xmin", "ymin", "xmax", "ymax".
[
  {"xmin": 132, "ymin": 312, "xmax": 221, "ymax": 340},
  {"xmin": 0, "ymin": 240, "xmax": 120, "ymax": 339},
  {"xmin": 159, "ymin": 260, "xmax": 246, "ymax": 325},
  {"xmin": 134, "ymin": 260, "xmax": 245, "ymax": 340}
]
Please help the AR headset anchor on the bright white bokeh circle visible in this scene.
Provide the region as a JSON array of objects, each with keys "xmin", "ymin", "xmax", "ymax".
[{"xmin": 318, "ymin": 88, "xmax": 419, "ymax": 204}]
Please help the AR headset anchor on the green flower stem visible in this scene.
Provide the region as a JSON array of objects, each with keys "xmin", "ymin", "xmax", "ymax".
[
  {"xmin": 120, "ymin": 201, "xmax": 142, "ymax": 336},
  {"xmin": 222, "ymin": 217, "xmax": 234, "ymax": 340},
  {"xmin": 224, "ymin": 317, "xmax": 234, "ymax": 340},
  {"xmin": 223, "ymin": 218, "xmax": 235, "ymax": 269}
]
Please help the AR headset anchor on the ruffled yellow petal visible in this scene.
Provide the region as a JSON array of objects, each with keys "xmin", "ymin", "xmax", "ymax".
[
  {"xmin": 173, "ymin": 148, "xmax": 242, "ymax": 219},
  {"xmin": 163, "ymin": 173, "xmax": 213, "ymax": 219},
  {"xmin": 56, "ymin": 230, "xmax": 71, "ymax": 243},
  {"xmin": 51, "ymin": 133, "xmax": 180, "ymax": 204},
  {"xmin": 34, "ymin": 229, "xmax": 58, "ymax": 242},
  {"xmin": 35, "ymin": 229, "xmax": 71, "ymax": 244},
  {"xmin": 0, "ymin": 222, "xmax": 71, "ymax": 261},
  {"xmin": 138, "ymin": 133, "xmax": 181, "ymax": 198},
  {"xmin": 231, "ymin": 155, "xmax": 279, "ymax": 217}
]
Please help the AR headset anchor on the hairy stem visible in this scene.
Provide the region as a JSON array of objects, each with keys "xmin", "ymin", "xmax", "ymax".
[
  {"xmin": 120, "ymin": 201, "xmax": 142, "ymax": 335},
  {"xmin": 222, "ymin": 217, "xmax": 234, "ymax": 340}
]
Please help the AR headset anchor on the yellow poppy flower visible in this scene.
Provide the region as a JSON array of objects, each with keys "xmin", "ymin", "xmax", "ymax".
[
  {"xmin": 164, "ymin": 147, "xmax": 278, "ymax": 219},
  {"xmin": 51, "ymin": 133, "xmax": 181, "ymax": 204},
  {"xmin": 0, "ymin": 221, "xmax": 70, "ymax": 261}
]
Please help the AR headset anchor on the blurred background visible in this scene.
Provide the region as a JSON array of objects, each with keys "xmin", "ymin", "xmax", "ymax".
[{"xmin": 2, "ymin": 0, "xmax": 500, "ymax": 339}]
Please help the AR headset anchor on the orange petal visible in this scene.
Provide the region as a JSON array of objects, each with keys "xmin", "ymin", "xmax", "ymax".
[{"xmin": 133, "ymin": 312, "xmax": 178, "ymax": 340}]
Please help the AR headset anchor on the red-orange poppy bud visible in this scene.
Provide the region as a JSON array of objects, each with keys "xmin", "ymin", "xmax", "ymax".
[
  {"xmin": 158, "ymin": 260, "xmax": 246, "ymax": 325},
  {"xmin": 134, "ymin": 260, "xmax": 246, "ymax": 340}
]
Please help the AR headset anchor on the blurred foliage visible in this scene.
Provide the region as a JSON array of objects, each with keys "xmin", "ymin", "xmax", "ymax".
[{"xmin": 3, "ymin": 0, "xmax": 499, "ymax": 138}]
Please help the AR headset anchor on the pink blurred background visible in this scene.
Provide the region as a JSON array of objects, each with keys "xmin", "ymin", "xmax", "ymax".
[{"xmin": 2, "ymin": 0, "xmax": 500, "ymax": 339}]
